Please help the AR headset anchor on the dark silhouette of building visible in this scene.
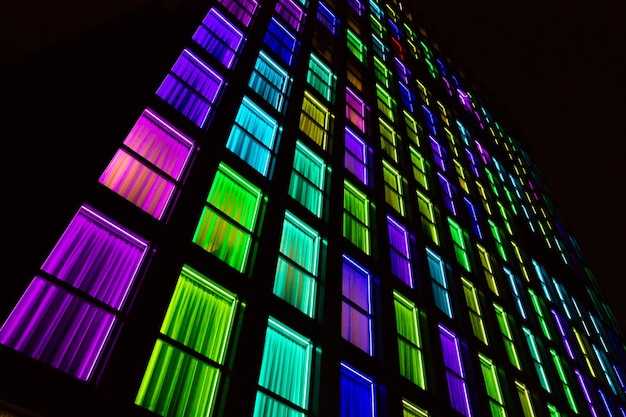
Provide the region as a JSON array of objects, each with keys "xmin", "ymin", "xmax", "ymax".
[{"xmin": 1, "ymin": 1, "xmax": 625, "ymax": 416}]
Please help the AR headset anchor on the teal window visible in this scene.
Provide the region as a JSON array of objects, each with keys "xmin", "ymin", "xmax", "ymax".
[
  {"xmin": 193, "ymin": 163, "xmax": 264, "ymax": 272},
  {"xmin": 249, "ymin": 51, "xmax": 291, "ymax": 113},
  {"xmin": 371, "ymin": 35, "xmax": 388, "ymax": 60},
  {"xmin": 306, "ymin": 53, "xmax": 336, "ymax": 102},
  {"xmin": 289, "ymin": 141, "xmax": 326, "ymax": 217},
  {"xmin": 393, "ymin": 291, "xmax": 426, "ymax": 389},
  {"xmin": 136, "ymin": 266, "xmax": 237, "ymax": 417},
  {"xmin": 343, "ymin": 180, "xmax": 370, "ymax": 254},
  {"xmin": 274, "ymin": 212, "xmax": 321, "ymax": 317},
  {"xmin": 254, "ymin": 318, "xmax": 312, "ymax": 416},
  {"xmin": 426, "ymin": 248, "xmax": 452, "ymax": 317},
  {"xmin": 226, "ymin": 96, "xmax": 281, "ymax": 176},
  {"xmin": 504, "ymin": 267, "xmax": 527, "ymax": 319},
  {"xmin": 522, "ymin": 327, "xmax": 551, "ymax": 392}
]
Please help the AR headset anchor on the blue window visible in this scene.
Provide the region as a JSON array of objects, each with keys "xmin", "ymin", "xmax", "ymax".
[
  {"xmin": 317, "ymin": 1, "xmax": 339, "ymax": 34},
  {"xmin": 226, "ymin": 96, "xmax": 281, "ymax": 176},
  {"xmin": 264, "ymin": 18, "xmax": 300, "ymax": 67},
  {"xmin": 192, "ymin": 8, "xmax": 245, "ymax": 69},
  {"xmin": 399, "ymin": 82, "xmax": 415, "ymax": 112},
  {"xmin": 248, "ymin": 51, "xmax": 291, "ymax": 113},
  {"xmin": 340, "ymin": 362, "xmax": 375, "ymax": 417},
  {"xmin": 156, "ymin": 49, "xmax": 224, "ymax": 128}
]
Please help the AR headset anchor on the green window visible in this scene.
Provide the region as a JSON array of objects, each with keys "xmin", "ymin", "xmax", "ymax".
[
  {"xmin": 193, "ymin": 163, "xmax": 264, "ymax": 272},
  {"xmin": 493, "ymin": 303, "xmax": 522, "ymax": 370},
  {"xmin": 403, "ymin": 110, "xmax": 422, "ymax": 146},
  {"xmin": 528, "ymin": 289, "xmax": 552, "ymax": 340},
  {"xmin": 306, "ymin": 53, "xmax": 336, "ymax": 102},
  {"xmin": 549, "ymin": 349, "xmax": 579, "ymax": 414},
  {"xmin": 369, "ymin": 15, "xmax": 385, "ymax": 37},
  {"xmin": 448, "ymin": 218, "xmax": 471, "ymax": 272},
  {"xmin": 402, "ymin": 399, "xmax": 429, "ymax": 417},
  {"xmin": 379, "ymin": 118, "xmax": 399, "ymax": 162},
  {"xmin": 343, "ymin": 180, "xmax": 370, "ymax": 254},
  {"xmin": 416, "ymin": 190, "xmax": 439, "ymax": 245},
  {"xmin": 347, "ymin": 29, "xmax": 367, "ymax": 63},
  {"xmin": 373, "ymin": 56, "xmax": 392, "ymax": 88},
  {"xmin": 376, "ymin": 84, "xmax": 396, "ymax": 122},
  {"xmin": 476, "ymin": 244, "xmax": 499, "ymax": 295},
  {"xmin": 409, "ymin": 147, "xmax": 429, "ymax": 190},
  {"xmin": 478, "ymin": 354, "xmax": 507, "ymax": 417},
  {"xmin": 289, "ymin": 141, "xmax": 326, "ymax": 217},
  {"xmin": 254, "ymin": 318, "xmax": 312, "ymax": 416},
  {"xmin": 461, "ymin": 278, "xmax": 488, "ymax": 345},
  {"xmin": 382, "ymin": 160, "xmax": 404, "ymax": 215},
  {"xmin": 274, "ymin": 211, "xmax": 320, "ymax": 317},
  {"xmin": 299, "ymin": 90, "xmax": 332, "ymax": 150},
  {"xmin": 393, "ymin": 291, "xmax": 426, "ymax": 389},
  {"xmin": 136, "ymin": 266, "xmax": 237, "ymax": 417},
  {"xmin": 488, "ymin": 219, "xmax": 508, "ymax": 261}
]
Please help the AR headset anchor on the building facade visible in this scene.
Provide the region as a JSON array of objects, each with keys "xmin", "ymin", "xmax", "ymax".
[{"xmin": 1, "ymin": 0, "xmax": 625, "ymax": 416}]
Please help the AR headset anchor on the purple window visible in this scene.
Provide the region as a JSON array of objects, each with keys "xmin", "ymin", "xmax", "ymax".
[
  {"xmin": 0, "ymin": 277, "xmax": 116, "ymax": 381},
  {"xmin": 387, "ymin": 216, "xmax": 413, "ymax": 288},
  {"xmin": 438, "ymin": 173, "xmax": 457, "ymax": 215},
  {"xmin": 216, "ymin": 0, "xmax": 259, "ymax": 27},
  {"xmin": 193, "ymin": 8, "xmax": 245, "ymax": 69},
  {"xmin": 439, "ymin": 325, "xmax": 472, "ymax": 417},
  {"xmin": 341, "ymin": 255, "xmax": 372, "ymax": 354},
  {"xmin": 41, "ymin": 206, "xmax": 149, "ymax": 309},
  {"xmin": 0, "ymin": 205, "xmax": 148, "ymax": 381},
  {"xmin": 344, "ymin": 127, "xmax": 368, "ymax": 185},
  {"xmin": 346, "ymin": 87, "xmax": 366, "ymax": 133},
  {"xmin": 430, "ymin": 135, "xmax": 446, "ymax": 171},
  {"xmin": 156, "ymin": 49, "xmax": 224, "ymax": 128},
  {"xmin": 275, "ymin": 0, "xmax": 306, "ymax": 33},
  {"xmin": 100, "ymin": 109, "xmax": 195, "ymax": 219}
]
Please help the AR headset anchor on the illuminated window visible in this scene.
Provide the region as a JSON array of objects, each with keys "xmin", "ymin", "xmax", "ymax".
[
  {"xmin": 528, "ymin": 289, "xmax": 552, "ymax": 340},
  {"xmin": 379, "ymin": 118, "xmax": 399, "ymax": 162},
  {"xmin": 226, "ymin": 96, "xmax": 281, "ymax": 176},
  {"xmin": 504, "ymin": 267, "xmax": 527, "ymax": 319},
  {"xmin": 376, "ymin": 84, "xmax": 396, "ymax": 122},
  {"xmin": 409, "ymin": 148, "xmax": 429, "ymax": 190},
  {"xmin": 300, "ymin": 91, "xmax": 333, "ymax": 150},
  {"xmin": 274, "ymin": 212, "xmax": 320, "ymax": 317},
  {"xmin": 192, "ymin": 163, "xmax": 264, "ymax": 272},
  {"xmin": 427, "ymin": 248, "xmax": 452, "ymax": 317},
  {"xmin": 388, "ymin": 216, "xmax": 413, "ymax": 286},
  {"xmin": 370, "ymin": 16, "xmax": 385, "ymax": 38},
  {"xmin": 156, "ymin": 49, "xmax": 224, "ymax": 128},
  {"xmin": 550, "ymin": 309, "xmax": 575, "ymax": 360},
  {"xmin": 422, "ymin": 104, "xmax": 438, "ymax": 135},
  {"xmin": 439, "ymin": 325, "xmax": 472, "ymax": 417},
  {"xmin": 416, "ymin": 79, "xmax": 430, "ymax": 105},
  {"xmin": 382, "ymin": 161, "xmax": 405, "ymax": 215},
  {"xmin": 403, "ymin": 110, "xmax": 422, "ymax": 146},
  {"xmin": 430, "ymin": 136, "xmax": 447, "ymax": 171},
  {"xmin": 395, "ymin": 57, "xmax": 411, "ymax": 83},
  {"xmin": 347, "ymin": 29, "xmax": 367, "ymax": 63},
  {"xmin": 454, "ymin": 160, "xmax": 469, "ymax": 193},
  {"xmin": 464, "ymin": 197, "xmax": 483, "ymax": 239},
  {"xmin": 307, "ymin": 53, "xmax": 336, "ymax": 102},
  {"xmin": 476, "ymin": 244, "xmax": 498, "ymax": 295},
  {"xmin": 461, "ymin": 278, "xmax": 487, "ymax": 344},
  {"xmin": 402, "ymin": 399, "xmax": 429, "ymax": 417},
  {"xmin": 448, "ymin": 218, "xmax": 471, "ymax": 271},
  {"xmin": 493, "ymin": 303, "xmax": 522, "ymax": 370},
  {"xmin": 371, "ymin": 35, "xmax": 388, "ymax": 60},
  {"xmin": 399, "ymin": 82, "xmax": 416, "ymax": 112},
  {"xmin": 275, "ymin": 0, "xmax": 306, "ymax": 32},
  {"xmin": 342, "ymin": 255, "xmax": 373, "ymax": 354},
  {"xmin": 369, "ymin": 0, "xmax": 383, "ymax": 19},
  {"xmin": 264, "ymin": 18, "xmax": 300, "ymax": 67},
  {"xmin": 289, "ymin": 141, "xmax": 326, "ymax": 217},
  {"xmin": 136, "ymin": 266, "xmax": 237, "ymax": 417},
  {"xmin": 100, "ymin": 109, "xmax": 195, "ymax": 219},
  {"xmin": 249, "ymin": 51, "xmax": 291, "ymax": 113},
  {"xmin": 0, "ymin": 205, "xmax": 148, "ymax": 381},
  {"xmin": 345, "ymin": 127, "xmax": 368, "ymax": 184},
  {"xmin": 217, "ymin": 0, "xmax": 259, "ymax": 27},
  {"xmin": 393, "ymin": 291, "xmax": 426, "ymax": 388},
  {"xmin": 574, "ymin": 369, "xmax": 599, "ymax": 417},
  {"xmin": 317, "ymin": 1, "xmax": 339, "ymax": 34},
  {"xmin": 515, "ymin": 381, "xmax": 537, "ymax": 417},
  {"xmin": 478, "ymin": 354, "xmax": 507, "ymax": 417},
  {"xmin": 522, "ymin": 327, "xmax": 551, "ymax": 392},
  {"xmin": 416, "ymin": 190, "xmax": 439, "ymax": 245},
  {"xmin": 348, "ymin": 0, "xmax": 365, "ymax": 15},
  {"xmin": 193, "ymin": 8, "xmax": 245, "ymax": 69},
  {"xmin": 344, "ymin": 180, "xmax": 371, "ymax": 254},
  {"xmin": 373, "ymin": 56, "xmax": 392, "ymax": 88},
  {"xmin": 438, "ymin": 173, "xmax": 456, "ymax": 215},
  {"xmin": 549, "ymin": 349, "xmax": 579, "ymax": 414},
  {"xmin": 488, "ymin": 219, "xmax": 508, "ymax": 261},
  {"xmin": 346, "ymin": 87, "xmax": 366, "ymax": 132},
  {"xmin": 254, "ymin": 318, "xmax": 312, "ymax": 416},
  {"xmin": 340, "ymin": 363, "xmax": 375, "ymax": 417}
]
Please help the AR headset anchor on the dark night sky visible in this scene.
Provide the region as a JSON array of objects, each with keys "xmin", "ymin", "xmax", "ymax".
[{"xmin": 1, "ymin": 2, "xmax": 625, "ymax": 328}]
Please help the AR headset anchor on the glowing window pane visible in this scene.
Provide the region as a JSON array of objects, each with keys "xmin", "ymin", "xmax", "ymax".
[
  {"xmin": 382, "ymin": 161, "xmax": 404, "ymax": 215},
  {"xmin": 427, "ymin": 248, "xmax": 452, "ymax": 317},
  {"xmin": 317, "ymin": 1, "xmax": 339, "ymax": 34},
  {"xmin": 343, "ymin": 181, "xmax": 370, "ymax": 254},
  {"xmin": 275, "ymin": 0, "xmax": 305, "ymax": 32},
  {"xmin": 289, "ymin": 141, "xmax": 326, "ymax": 217},
  {"xmin": 299, "ymin": 91, "xmax": 332, "ymax": 150},
  {"xmin": 346, "ymin": 87, "xmax": 366, "ymax": 132},
  {"xmin": 307, "ymin": 53, "xmax": 336, "ymax": 102},
  {"xmin": 342, "ymin": 255, "xmax": 372, "ymax": 354},
  {"xmin": 217, "ymin": 0, "xmax": 259, "ymax": 26},
  {"xmin": 439, "ymin": 325, "xmax": 472, "ymax": 417},
  {"xmin": 264, "ymin": 18, "xmax": 300, "ymax": 67},
  {"xmin": 394, "ymin": 292, "xmax": 426, "ymax": 389},
  {"xmin": 345, "ymin": 127, "xmax": 368, "ymax": 184},
  {"xmin": 340, "ymin": 363, "xmax": 375, "ymax": 417},
  {"xmin": 249, "ymin": 51, "xmax": 291, "ymax": 113},
  {"xmin": 193, "ymin": 8, "xmax": 245, "ymax": 68}
]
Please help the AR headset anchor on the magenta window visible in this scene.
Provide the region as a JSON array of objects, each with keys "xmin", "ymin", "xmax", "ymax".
[
  {"xmin": 275, "ymin": 0, "xmax": 306, "ymax": 33},
  {"xmin": 193, "ymin": 8, "xmax": 245, "ymax": 69},
  {"xmin": 41, "ymin": 205, "xmax": 149, "ymax": 309},
  {"xmin": 387, "ymin": 216, "xmax": 413, "ymax": 288},
  {"xmin": 156, "ymin": 49, "xmax": 224, "ymax": 128},
  {"xmin": 341, "ymin": 255, "xmax": 372, "ymax": 355},
  {"xmin": 100, "ymin": 109, "xmax": 195, "ymax": 219},
  {"xmin": 345, "ymin": 127, "xmax": 368, "ymax": 185},
  {"xmin": 216, "ymin": 0, "xmax": 259, "ymax": 27},
  {"xmin": 439, "ymin": 325, "xmax": 472, "ymax": 417},
  {"xmin": 346, "ymin": 87, "xmax": 366, "ymax": 133},
  {"xmin": 0, "ymin": 277, "xmax": 116, "ymax": 381}
]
